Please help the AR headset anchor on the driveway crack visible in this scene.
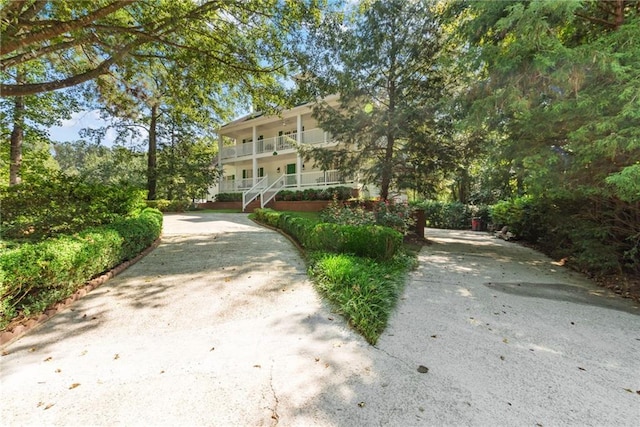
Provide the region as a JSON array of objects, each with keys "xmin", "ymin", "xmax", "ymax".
[{"xmin": 268, "ymin": 362, "xmax": 280, "ymax": 426}]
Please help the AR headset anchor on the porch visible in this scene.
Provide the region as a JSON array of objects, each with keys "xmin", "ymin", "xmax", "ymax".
[{"xmin": 219, "ymin": 169, "xmax": 352, "ymax": 193}]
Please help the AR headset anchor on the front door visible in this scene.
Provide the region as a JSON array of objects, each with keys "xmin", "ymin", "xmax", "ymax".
[{"xmin": 286, "ymin": 163, "xmax": 296, "ymax": 186}]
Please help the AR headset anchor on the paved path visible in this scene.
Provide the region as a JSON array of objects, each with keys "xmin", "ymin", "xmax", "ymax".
[{"xmin": 1, "ymin": 213, "xmax": 638, "ymax": 426}]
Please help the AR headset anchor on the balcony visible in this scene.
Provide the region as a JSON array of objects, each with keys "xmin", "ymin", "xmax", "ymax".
[{"xmin": 220, "ymin": 128, "xmax": 331, "ymax": 161}]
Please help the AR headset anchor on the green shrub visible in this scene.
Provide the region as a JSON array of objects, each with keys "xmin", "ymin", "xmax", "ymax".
[
  {"xmin": 490, "ymin": 196, "xmax": 551, "ymax": 241},
  {"xmin": 145, "ymin": 199, "xmax": 171, "ymax": 211},
  {"xmin": 321, "ymin": 198, "xmax": 415, "ymax": 234},
  {"xmin": 254, "ymin": 209, "xmax": 402, "ymax": 261},
  {"xmin": 275, "ymin": 186, "xmax": 354, "ymax": 201},
  {"xmin": 215, "ymin": 192, "xmax": 242, "ymax": 202},
  {"xmin": 0, "ymin": 173, "xmax": 146, "ymax": 241},
  {"xmin": 0, "ymin": 208, "xmax": 162, "ymax": 329}
]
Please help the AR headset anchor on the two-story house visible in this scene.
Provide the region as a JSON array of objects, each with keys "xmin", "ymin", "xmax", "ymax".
[{"xmin": 211, "ymin": 95, "xmax": 368, "ymax": 210}]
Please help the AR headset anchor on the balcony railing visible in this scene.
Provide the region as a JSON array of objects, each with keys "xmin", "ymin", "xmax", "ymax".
[
  {"xmin": 219, "ymin": 169, "xmax": 352, "ymax": 193},
  {"xmin": 220, "ymin": 128, "xmax": 331, "ymax": 160}
]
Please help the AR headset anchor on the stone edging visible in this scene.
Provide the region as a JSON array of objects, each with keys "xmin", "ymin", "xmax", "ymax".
[{"xmin": 0, "ymin": 238, "xmax": 162, "ymax": 350}]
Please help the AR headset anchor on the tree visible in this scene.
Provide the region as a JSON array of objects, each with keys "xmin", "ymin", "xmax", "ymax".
[
  {"xmin": 2, "ymin": 0, "xmax": 323, "ymax": 197},
  {"xmin": 52, "ymin": 140, "xmax": 146, "ymax": 187},
  {"xmin": 443, "ymin": 0, "xmax": 640, "ymax": 275},
  {"xmin": 446, "ymin": 0, "xmax": 640, "ymax": 200},
  {"xmin": 1, "ymin": 68, "xmax": 81, "ymax": 186},
  {"xmin": 301, "ymin": 0, "xmax": 453, "ymax": 200}
]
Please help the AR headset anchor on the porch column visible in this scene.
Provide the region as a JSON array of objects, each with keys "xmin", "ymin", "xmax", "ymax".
[
  {"xmin": 296, "ymin": 114, "xmax": 302, "ymax": 189},
  {"xmin": 252, "ymin": 125, "xmax": 258, "ymax": 185}
]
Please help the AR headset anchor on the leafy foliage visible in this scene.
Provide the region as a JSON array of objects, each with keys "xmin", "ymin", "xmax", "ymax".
[
  {"xmin": 1, "ymin": 173, "xmax": 146, "ymax": 241},
  {"xmin": 275, "ymin": 186, "xmax": 355, "ymax": 201},
  {"xmin": 490, "ymin": 196, "xmax": 639, "ymax": 276},
  {"xmin": 145, "ymin": 199, "xmax": 191, "ymax": 213},
  {"xmin": 253, "ymin": 208, "xmax": 403, "ymax": 261},
  {"xmin": 411, "ymin": 200, "xmax": 490, "ymax": 230},
  {"xmin": 321, "ymin": 198, "xmax": 415, "ymax": 234},
  {"xmin": 215, "ymin": 193, "xmax": 243, "ymax": 202},
  {"xmin": 300, "ymin": 0, "xmax": 453, "ymax": 200},
  {"xmin": 0, "ymin": 208, "xmax": 162, "ymax": 329}
]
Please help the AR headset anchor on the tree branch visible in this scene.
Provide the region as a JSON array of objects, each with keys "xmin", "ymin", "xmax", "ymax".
[
  {"xmin": 0, "ymin": 37, "xmax": 88, "ymax": 70},
  {"xmin": 0, "ymin": 39, "xmax": 144, "ymax": 97},
  {"xmin": 1, "ymin": 0, "xmax": 135, "ymax": 55},
  {"xmin": 574, "ymin": 11, "xmax": 617, "ymax": 29}
]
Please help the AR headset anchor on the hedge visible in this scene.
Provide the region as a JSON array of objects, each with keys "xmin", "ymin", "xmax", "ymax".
[
  {"xmin": 215, "ymin": 192, "xmax": 243, "ymax": 202},
  {"xmin": 275, "ymin": 186, "xmax": 355, "ymax": 201},
  {"xmin": 1, "ymin": 174, "xmax": 146, "ymax": 241},
  {"xmin": 253, "ymin": 208, "xmax": 402, "ymax": 261},
  {"xmin": 0, "ymin": 208, "xmax": 163, "ymax": 329}
]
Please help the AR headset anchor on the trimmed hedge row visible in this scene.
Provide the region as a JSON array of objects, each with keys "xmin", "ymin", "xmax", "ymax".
[
  {"xmin": 253, "ymin": 208, "xmax": 402, "ymax": 261},
  {"xmin": 275, "ymin": 186, "xmax": 355, "ymax": 201},
  {"xmin": 0, "ymin": 208, "xmax": 163, "ymax": 329},
  {"xmin": 215, "ymin": 192, "xmax": 243, "ymax": 202}
]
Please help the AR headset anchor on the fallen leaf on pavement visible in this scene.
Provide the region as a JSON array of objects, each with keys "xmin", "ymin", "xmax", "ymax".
[{"xmin": 69, "ymin": 383, "xmax": 80, "ymax": 389}]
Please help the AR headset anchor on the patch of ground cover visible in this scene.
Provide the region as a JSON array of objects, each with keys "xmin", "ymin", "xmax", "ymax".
[
  {"xmin": 270, "ymin": 209, "xmax": 418, "ymax": 344},
  {"xmin": 307, "ymin": 250, "xmax": 416, "ymax": 344}
]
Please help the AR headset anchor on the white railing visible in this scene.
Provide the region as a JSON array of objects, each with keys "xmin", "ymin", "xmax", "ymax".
[
  {"xmin": 221, "ymin": 127, "xmax": 333, "ymax": 160},
  {"xmin": 242, "ymin": 175, "xmax": 268, "ymax": 212},
  {"xmin": 223, "ymin": 169, "xmax": 350, "ymax": 193},
  {"xmin": 238, "ymin": 142, "xmax": 253, "ymax": 157},
  {"xmin": 261, "ymin": 175, "xmax": 286, "ymax": 208}
]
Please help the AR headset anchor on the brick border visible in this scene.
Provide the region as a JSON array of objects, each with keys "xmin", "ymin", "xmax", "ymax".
[{"xmin": 0, "ymin": 238, "xmax": 162, "ymax": 349}]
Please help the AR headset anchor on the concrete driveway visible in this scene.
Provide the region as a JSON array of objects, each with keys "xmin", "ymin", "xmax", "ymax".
[{"xmin": 1, "ymin": 213, "xmax": 638, "ymax": 426}]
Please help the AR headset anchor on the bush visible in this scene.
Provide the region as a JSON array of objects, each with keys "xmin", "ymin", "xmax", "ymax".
[
  {"xmin": 275, "ymin": 186, "xmax": 355, "ymax": 202},
  {"xmin": 0, "ymin": 174, "xmax": 146, "ymax": 241},
  {"xmin": 321, "ymin": 198, "xmax": 415, "ymax": 234},
  {"xmin": 490, "ymin": 196, "xmax": 551, "ymax": 241},
  {"xmin": 410, "ymin": 200, "xmax": 486, "ymax": 230},
  {"xmin": 253, "ymin": 208, "xmax": 402, "ymax": 261},
  {"xmin": 0, "ymin": 208, "xmax": 162, "ymax": 329},
  {"xmin": 215, "ymin": 192, "xmax": 242, "ymax": 202}
]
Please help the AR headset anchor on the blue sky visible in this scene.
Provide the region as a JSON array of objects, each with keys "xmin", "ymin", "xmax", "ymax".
[{"xmin": 49, "ymin": 109, "xmax": 117, "ymax": 145}]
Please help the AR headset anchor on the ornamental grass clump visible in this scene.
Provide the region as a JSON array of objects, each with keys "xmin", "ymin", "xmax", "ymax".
[{"xmin": 308, "ymin": 251, "xmax": 414, "ymax": 345}]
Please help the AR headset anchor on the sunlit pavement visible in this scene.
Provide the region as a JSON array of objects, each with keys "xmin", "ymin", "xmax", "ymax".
[{"xmin": 1, "ymin": 216, "xmax": 638, "ymax": 426}]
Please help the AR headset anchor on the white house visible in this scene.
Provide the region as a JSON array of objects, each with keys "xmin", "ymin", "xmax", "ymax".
[{"xmin": 210, "ymin": 95, "xmax": 369, "ymax": 210}]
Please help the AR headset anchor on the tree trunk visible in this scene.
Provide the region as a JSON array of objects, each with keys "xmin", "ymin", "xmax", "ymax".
[
  {"xmin": 147, "ymin": 104, "xmax": 158, "ymax": 200},
  {"xmin": 9, "ymin": 71, "xmax": 25, "ymax": 186},
  {"xmin": 380, "ymin": 133, "xmax": 394, "ymax": 201},
  {"xmin": 381, "ymin": 70, "xmax": 397, "ymax": 201}
]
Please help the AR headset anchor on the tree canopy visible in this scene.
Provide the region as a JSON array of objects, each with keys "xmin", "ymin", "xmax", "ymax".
[
  {"xmin": 301, "ymin": 0, "xmax": 454, "ymax": 200},
  {"xmin": 0, "ymin": 0, "xmax": 319, "ymax": 98}
]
